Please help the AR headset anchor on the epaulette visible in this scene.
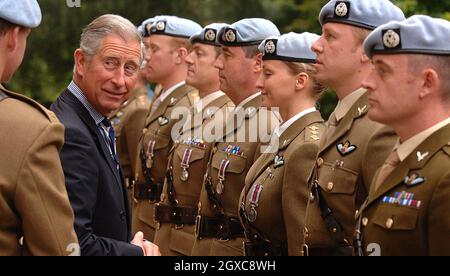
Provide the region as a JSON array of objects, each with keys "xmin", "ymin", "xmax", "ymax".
[
  {"xmin": 0, "ymin": 87, "xmax": 54, "ymax": 121},
  {"xmin": 305, "ymin": 124, "xmax": 322, "ymax": 143}
]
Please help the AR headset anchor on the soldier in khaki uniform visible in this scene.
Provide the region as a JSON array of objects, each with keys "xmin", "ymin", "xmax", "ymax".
[
  {"xmin": 353, "ymin": 15, "xmax": 450, "ymax": 256},
  {"xmin": 109, "ymin": 69, "xmax": 150, "ymax": 201},
  {"xmin": 132, "ymin": 16, "xmax": 202, "ymax": 241},
  {"xmin": 302, "ymin": 0, "xmax": 405, "ymax": 256},
  {"xmin": 153, "ymin": 23, "xmax": 235, "ymax": 256},
  {"xmin": 0, "ymin": 0, "xmax": 78, "ymax": 256},
  {"xmin": 240, "ymin": 33, "xmax": 325, "ymax": 256},
  {"xmin": 191, "ymin": 19, "xmax": 281, "ymax": 256}
]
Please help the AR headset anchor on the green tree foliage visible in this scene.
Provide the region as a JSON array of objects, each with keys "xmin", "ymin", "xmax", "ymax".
[{"xmin": 5, "ymin": 0, "xmax": 449, "ymax": 114}]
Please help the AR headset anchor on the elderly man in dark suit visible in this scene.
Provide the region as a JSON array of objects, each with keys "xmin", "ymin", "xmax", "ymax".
[{"xmin": 51, "ymin": 14, "xmax": 160, "ymax": 256}]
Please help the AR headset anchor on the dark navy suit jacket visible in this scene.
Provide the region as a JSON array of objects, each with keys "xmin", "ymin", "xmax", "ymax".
[{"xmin": 51, "ymin": 89, "xmax": 142, "ymax": 256}]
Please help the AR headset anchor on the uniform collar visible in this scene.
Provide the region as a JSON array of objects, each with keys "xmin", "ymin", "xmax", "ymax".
[
  {"xmin": 274, "ymin": 107, "xmax": 316, "ymax": 138},
  {"xmin": 195, "ymin": 91, "xmax": 224, "ymax": 114},
  {"xmin": 335, "ymin": 88, "xmax": 367, "ymax": 122},
  {"xmin": 236, "ymin": 92, "xmax": 261, "ymax": 109},
  {"xmin": 160, "ymin": 81, "xmax": 186, "ymax": 103},
  {"xmin": 395, "ymin": 117, "xmax": 450, "ymax": 162}
]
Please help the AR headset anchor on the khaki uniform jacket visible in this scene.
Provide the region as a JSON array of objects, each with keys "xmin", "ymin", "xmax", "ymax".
[
  {"xmin": 109, "ymin": 87, "xmax": 149, "ymax": 197},
  {"xmin": 132, "ymin": 84, "xmax": 199, "ymax": 241},
  {"xmin": 357, "ymin": 124, "xmax": 450, "ymax": 256},
  {"xmin": 0, "ymin": 86, "xmax": 78, "ymax": 256},
  {"xmin": 304, "ymin": 91, "xmax": 397, "ymax": 249},
  {"xmin": 154, "ymin": 94, "xmax": 234, "ymax": 256},
  {"xmin": 241, "ymin": 111, "xmax": 325, "ymax": 256},
  {"xmin": 191, "ymin": 95, "xmax": 280, "ymax": 256}
]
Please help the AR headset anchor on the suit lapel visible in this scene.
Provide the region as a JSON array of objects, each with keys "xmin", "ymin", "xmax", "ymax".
[
  {"xmin": 368, "ymin": 124, "xmax": 450, "ymax": 205},
  {"xmin": 320, "ymin": 92, "xmax": 369, "ymax": 154},
  {"xmin": 62, "ymin": 90, "xmax": 123, "ymax": 187}
]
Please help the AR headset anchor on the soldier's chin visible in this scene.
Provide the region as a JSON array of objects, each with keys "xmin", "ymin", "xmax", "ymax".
[{"xmin": 368, "ymin": 109, "xmax": 387, "ymax": 125}]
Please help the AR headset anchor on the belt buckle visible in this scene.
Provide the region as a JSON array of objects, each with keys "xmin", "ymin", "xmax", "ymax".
[
  {"xmin": 195, "ymin": 215, "xmax": 202, "ymax": 239},
  {"xmin": 302, "ymin": 244, "xmax": 309, "ymax": 257}
]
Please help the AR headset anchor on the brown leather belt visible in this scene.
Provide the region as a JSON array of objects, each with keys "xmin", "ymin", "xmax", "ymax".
[
  {"xmin": 244, "ymin": 240, "xmax": 288, "ymax": 256},
  {"xmin": 302, "ymin": 244, "xmax": 354, "ymax": 256},
  {"xmin": 133, "ymin": 181, "xmax": 163, "ymax": 202},
  {"xmin": 195, "ymin": 216, "xmax": 244, "ymax": 240},
  {"xmin": 154, "ymin": 203, "xmax": 197, "ymax": 225}
]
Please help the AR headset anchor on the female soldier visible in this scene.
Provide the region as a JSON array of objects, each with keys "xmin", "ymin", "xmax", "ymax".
[{"xmin": 240, "ymin": 32, "xmax": 326, "ymax": 256}]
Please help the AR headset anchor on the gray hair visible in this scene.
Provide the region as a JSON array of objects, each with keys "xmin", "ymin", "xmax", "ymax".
[{"xmin": 80, "ymin": 14, "xmax": 143, "ymax": 62}]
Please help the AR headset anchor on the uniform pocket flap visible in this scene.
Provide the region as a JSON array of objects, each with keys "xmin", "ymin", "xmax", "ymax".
[
  {"xmin": 145, "ymin": 133, "xmax": 171, "ymax": 151},
  {"xmin": 373, "ymin": 205, "xmax": 418, "ymax": 230},
  {"xmin": 212, "ymin": 150, "xmax": 247, "ymax": 174},
  {"xmin": 176, "ymin": 144, "xmax": 206, "ymax": 164},
  {"xmin": 318, "ymin": 163, "xmax": 358, "ymax": 194}
]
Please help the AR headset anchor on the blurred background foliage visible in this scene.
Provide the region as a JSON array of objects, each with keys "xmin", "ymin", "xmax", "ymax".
[{"xmin": 5, "ymin": 0, "xmax": 450, "ymax": 118}]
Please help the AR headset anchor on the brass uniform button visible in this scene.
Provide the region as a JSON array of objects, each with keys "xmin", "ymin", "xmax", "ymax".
[
  {"xmin": 386, "ymin": 218, "xmax": 394, "ymax": 229},
  {"xmin": 362, "ymin": 217, "xmax": 369, "ymax": 227},
  {"xmin": 317, "ymin": 158, "xmax": 324, "ymax": 168},
  {"xmin": 327, "ymin": 182, "xmax": 334, "ymax": 191}
]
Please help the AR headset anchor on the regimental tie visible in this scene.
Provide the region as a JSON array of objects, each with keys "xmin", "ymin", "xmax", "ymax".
[
  {"xmin": 323, "ymin": 112, "xmax": 338, "ymax": 146},
  {"xmin": 100, "ymin": 118, "xmax": 120, "ymax": 171},
  {"xmin": 373, "ymin": 149, "xmax": 401, "ymax": 192}
]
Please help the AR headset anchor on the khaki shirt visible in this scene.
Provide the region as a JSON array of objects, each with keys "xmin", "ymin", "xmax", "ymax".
[
  {"xmin": 303, "ymin": 90, "xmax": 397, "ymax": 250},
  {"xmin": 132, "ymin": 83, "xmax": 199, "ymax": 241},
  {"xmin": 0, "ymin": 86, "xmax": 79, "ymax": 256},
  {"xmin": 191, "ymin": 94, "xmax": 280, "ymax": 256},
  {"xmin": 241, "ymin": 110, "xmax": 325, "ymax": 256},
  {"xmin": 109, "ymin": 87, "xmax": 150, "ymax": 190},
  {"xmin": 356, "ymin": 121, "xmax": 450, "ymax": 256},
  {"xmin": 153, "ymin": 93, "xmax": 234, "ymax": 256}
]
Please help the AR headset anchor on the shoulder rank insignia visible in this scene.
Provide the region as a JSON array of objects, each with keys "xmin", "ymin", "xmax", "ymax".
[
  {"xmin": 337, "ymin": 141, "xmax": 357, "ymax": 156},
  {"xmin": 274, "ymin": 155, "xmax": 285, "ymax": 168},
  {"xmin": 158, "ymin": 116, "xmax": 169, "ymax": 126},
  {"xmin": 417, "ymin": 151, "xmax": 429, "ymax": 162},
  {"xmin": 404, "ymin": 173, "xmax": 426, "ymax": 187}
]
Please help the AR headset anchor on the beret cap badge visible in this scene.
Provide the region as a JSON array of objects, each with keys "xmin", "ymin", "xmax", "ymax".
[
  {"xmin": 224, "ymin": 29, "xmax": 237, "ymax": 43},
  {"xmin": 204, "ymin": 29, "xmax": 216, "ymax": 42},
  {"xmin": 264, "ymin": 40, "xmax": 276, "ymax": 54},
  {"xmin": 383, "ymin": 29, "xmax": 401, "ymax": 49},
  {"xmin": 335, "ymin": 2, "xmax": 349, "ymax": 17},
  {"xmin": 156, "ymin": 21, "xmax": 166, "ymax": 31}
]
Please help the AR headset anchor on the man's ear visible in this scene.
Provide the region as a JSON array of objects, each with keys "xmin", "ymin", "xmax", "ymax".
[
  {"xmin": 6, "ymin": 27, "xmax": 21, "ymax": 52},
  {"xmin": 74, "ymin": 49, "xmax": 86, "ymax": 78},
  {"xmin": 360, "ymin": 53, "xmax": 370, "ymax": 64},
  {"xmin": 419, "ymin": 68, "xmax": 440, "ymax": 100},
  {"xmin": 254, "ymin": 52, "xmax": 263, "ymax": 73},
  {"xmin": 176, "ymin": 47, "xmax": 189, "ymax": 65}
]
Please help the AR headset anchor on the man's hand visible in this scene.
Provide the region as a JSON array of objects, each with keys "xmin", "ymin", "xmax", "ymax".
[{"xmin": 131, "ymin": 231, "xmax": 161, "ymax": 256}]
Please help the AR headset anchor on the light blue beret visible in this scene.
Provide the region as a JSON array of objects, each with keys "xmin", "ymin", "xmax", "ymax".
[
  {"xmin": 189, "ymin": 23, "xmax": 228, "ymax": 46},
  {"xmin": 0, "ymin": 0, "xmax": 41, "ymax": 28},
  {"xmin": 364, "ymin": 15, "xmax": 450, "ymax": 58},
  {"xmin": 139, "ymin": 15, "xmax": 174, "ymax": 37},
  {"xmin": 218, "ymin": 18, "xmax": 280, "ymax": 46},
  {"xmin": 259, "ymin": 32, "xmax": 319, "ymax": 63},
  {"xmin": 150, "ymin": 16, "xmax": 202, "ymax": 39},
  {"xmin": 319, "ymin": 0, "xmax": 405, "ymax": 30}
]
